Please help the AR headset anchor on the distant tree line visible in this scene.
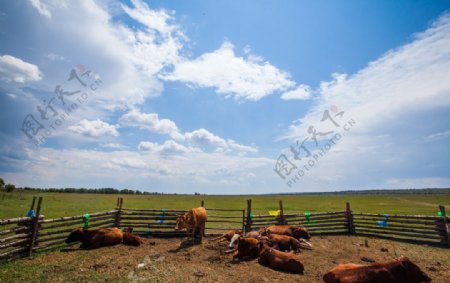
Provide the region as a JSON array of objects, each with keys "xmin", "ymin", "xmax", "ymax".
[
  {"xmin": 0, "ymin": 178, "xmax": 162, "ymax": 195},
  {"xmin": 19, "ymin": 187, "xmax": 162, "ymax": 195}
]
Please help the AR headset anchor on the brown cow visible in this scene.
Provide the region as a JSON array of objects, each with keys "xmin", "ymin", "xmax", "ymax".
[
  {"xmin": 323, "ymin": 256, "xmax": 431, "ymax": 283},
  {"xmin": 245, "ymin": 227, "xmax": 266, "ymax": 238},
  {"xmin": 175, "ymin": 207, "xmax": 207, "ymax": 242},
  {"xmin": 264, "ymin": 225, "xmax": 311, "ymax": 240},
  {"xmin": 211, "ymin": 229, "xmax": 243, "ymax": 242},
  {"xmin": 122, "ymin": 227, "xmax": 143, "ymax": 246},
  {"xmin": 233, "ymin": 237, "xmax": 260, "ymax": 260},
  {"xmin": 65, "ymin": 227, "xmax": 123, "ymax": 249},
  {"xmin": 258, "ymin": 240, "xmax": 305, "ymax": 274},
  {"xmin": 268, "ymin": 233, "xmax": 302, "ymax": 252}
]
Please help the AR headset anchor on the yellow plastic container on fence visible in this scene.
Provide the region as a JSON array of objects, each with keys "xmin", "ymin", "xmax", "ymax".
[{"xmin": 268, "ymin": 210, "xmax": 280, "ymax": 216}]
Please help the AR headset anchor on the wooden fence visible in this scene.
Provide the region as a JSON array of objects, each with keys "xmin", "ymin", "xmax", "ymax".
[{"xmin": 0, "ymin": 197, "xmax": 448, "ymax": 262}]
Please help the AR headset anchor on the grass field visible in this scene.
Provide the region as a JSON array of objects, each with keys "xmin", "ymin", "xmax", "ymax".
[{"xmin": 1, "ymin": 190, "xmax": 449, "ymax": 219}]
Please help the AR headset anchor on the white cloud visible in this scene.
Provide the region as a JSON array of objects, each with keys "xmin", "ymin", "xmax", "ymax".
[
  {"xmin": 46, "ymin": 52, "xmax": 68, "ymax": 61},
  {"xmin": 184, "ymin": 128, "xmax": 228, "ymax": 148},
  {"xmin": 1, "ymin": 146, "xmax": 273, "ymax": 193},
  {"xmin": 121, "ymin": 0, "xmax": 176, "ymax": 35},
  {"xmin": 100, "ymin": 143, "xmax": 126, "ymax": 149},
  {"xmin": 162, "ymin": 41, "xmax": 296, "ymax": 101},
  {"xmin": 120, "ymin": 110, "xmax": 257, "ymax": 153},
  {"xmin": 119, "ymin": 109, "xmax": 184, "ymax": 140},
  {"xmin": 0, "ymin": 55, "xmax": 43, "ymax": 83},
  {"xmin": 29, "ymin": 0, "xmax": 51, "ymax": 19},
  {"xmin": 227, "ymin": 139, "xmax": 258, "ymax": 153},
  {"xmin": 68, "ymin": 119, "xmax": 119, "ymax": 137},
  {"xmin": 138, "ymin": 140, "xmax": 197, "ymax": 155},
  {"xmin": 281, "ymin": 84, "xmax": 311, "ymax": 100},
  {"xmin": 279, "ymin": 13, "xmax": 450, "ymax": 190},
  {"xmin": 25, "ymin": 0, "xmax": 185, "ymax": 112},
  {"xmin": 424, "ymin": 130, "xmax": 450, "ymax": 141},
  {"xmin": 286, "ymin": 14, "xmax": 450, "ymax": 139},
  {"xmin": 184, "ymin": 128, "xmax": 258, "ymax": 153}
]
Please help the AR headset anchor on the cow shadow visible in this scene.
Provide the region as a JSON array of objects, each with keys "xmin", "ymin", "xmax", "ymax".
[{"xmin": 169, "ymin": 238, "xmax": 203, "ymax": 253}]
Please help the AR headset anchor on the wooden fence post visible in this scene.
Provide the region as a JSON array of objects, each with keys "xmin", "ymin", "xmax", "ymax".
[
  {"xmin": 28, "ymin": 196, "xmax": 42, "ymax": 257},
  {"xmin": 278, "ymin": 200, "xmax": 285, "ymax": 225},
  {"xmin": 200, "ymin": 200, "xmax": 204, "ymax": 207},
  {"xmin": 29, "ymin": 196, "xmax": 37, "ymax": 211},
  {"xmin": 345, "ymin": 202, "xmax": 354, "ymax": 235},
  {"xmin": 114, "ymin": 198, "xmax": 123, "ymax": 228},
  {"xmin": 245, "ymin": 199, "xmax": 252, "ymax": 232},
  {"xmin": 242, "ymin": 209, "xmax": 245, "ymax": 232},
  {"xmin": 438, "ymin": 205, "xmax": 449, "ymax": 246}
]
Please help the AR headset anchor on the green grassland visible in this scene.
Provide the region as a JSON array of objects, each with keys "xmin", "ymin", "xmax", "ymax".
[{"xmin": 1, "ymin": 190, "xmax": 449, "ymax": 219}]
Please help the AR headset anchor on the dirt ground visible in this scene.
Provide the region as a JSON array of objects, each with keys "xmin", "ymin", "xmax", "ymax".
[{"xmin": 3, "ymin": 235, "xmax": 450, "ymax": 282}]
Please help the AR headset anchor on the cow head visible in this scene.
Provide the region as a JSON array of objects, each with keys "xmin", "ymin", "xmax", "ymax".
[
  {"xmin": 65, "ymin": 228, "xmax": 83, "ymax": 243},
  {"xmin": 258, "ymin": 238, "xmax": 274, "ymax": 255},
  {"xmin": 397, "ymin": 257, "xmax": 431, "ymax": 283},
  {"xmin": 293, "ymin": 227, "xmax": 311, "ymax": 240},
  {"xmin": 259, "ymin": 228, "xmax": 269, "ymax": 236},
  {"xmin": 174, "ymin": 214, "xmax": 188, "ymax": 231}
]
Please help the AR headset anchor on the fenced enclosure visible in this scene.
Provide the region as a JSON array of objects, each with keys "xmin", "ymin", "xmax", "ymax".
[{"xmin": 0, "ymin": 196, "xmax": 448, "ymax": 262}]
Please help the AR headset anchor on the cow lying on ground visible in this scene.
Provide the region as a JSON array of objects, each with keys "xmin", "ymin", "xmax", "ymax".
[
  {"xmin": 264, "ymin": 225, "xmax": 311, "ymax": 240},
  {"xmin": 323, "ymin": 256, "xmax": 431, "ymax": 283},
  {"xmin": 65, "ymin": 227, "xmax": 123, "ymax": 249},
  {"xmin": 229, "ymin": 233, "xmax": 241, "ymax": 249},
  {"xmin": 267, "ymin": 232, "xmax": 303, "ymax": 252},
  {"xmin": 175, "ymin": 207, "xmax": 207, "ymax": 242},
  {"xmin": 122, "ymin": 227, "xmax": 143, "ymax": 246},
  {"xmin": 258, "ymin": 240, "xmax": 305, "ymax": 274},
  {"xmin": 211, "ymin": 229, "xmax": 242, "ymax": 243},
  {"xmin": 233, "ymin": 237, "xmax": 260, "ymax": 260}
]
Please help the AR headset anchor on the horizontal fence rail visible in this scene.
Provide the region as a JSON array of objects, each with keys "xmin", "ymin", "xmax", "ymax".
[{"xmin": 0, "ymin": 197, "xmax": 448, "ymax": 263}]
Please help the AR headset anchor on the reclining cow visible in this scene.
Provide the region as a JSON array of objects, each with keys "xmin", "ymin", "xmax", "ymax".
[
  {"xmin": 211, "ymin": 229, "xmax": 243, "ymax": 243},
  {"xmin": 245, "ymin": 227, "xmax": 266, "ymax": 238},
  {"xmin": 233, "ymin": 237, "xmax": 260, "ymax": 260},
  {"xmin": 122, "ymin": 227, "xmax": 144, "ymax": 246},
  {"xmin": 65, "ymin": 227, "xmax": 124, "ymax": 249},
  {"xmin": 323, "ymin": 256, "xmax": 431, "ymax": 283},
  {"xmin": 264, "ymin": 225, "xmax": 312, "ymax": 248},
  {"xmin": 258, "ymin": 240, "xmax": 305, "ymax": 274},
  {"xmin": 264, "ymin": 225, "xmax": 311, "ymax": 240},
  {"xmin": 175, "ymin": 207, "xmax": 207, "ymax": 243},
  {"xmin": 267, "ymin": 232, "xmax": 303, "ymax": 253}
]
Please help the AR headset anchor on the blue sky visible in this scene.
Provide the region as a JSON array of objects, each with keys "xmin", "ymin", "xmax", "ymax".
[{"xmin": 0, "ymin": 0, "xmax": 449, "ymax": 194}]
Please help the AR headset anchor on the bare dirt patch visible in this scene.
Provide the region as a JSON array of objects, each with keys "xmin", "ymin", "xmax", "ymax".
[{"xmin": 3, "ymin": 235, "xmax": 449, "ymax": 282}]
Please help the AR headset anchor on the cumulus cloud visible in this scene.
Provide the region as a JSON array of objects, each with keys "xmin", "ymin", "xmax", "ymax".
[
  {"xmin": 162, "ymin": 42, "xmax": 296, "ymax": 101},
  {"xmin": 184, "ymin": 128, "xmax": 257, "ymax": 153},
  {"xmin": 138, "ymin": 140, "xmax": 197, "ymax": 155},
  {"xmin": 120, "ymin": 110, "xmax": 257, "ymax": 153},
  {"xmin": 119, "ymin": 109, "xmax": 184, "ymax": 140},
  {"xmin": 0, "ymin": 55, "xmax": 43, "ymax": 83},
  {"xmin": 281, "ymin": 84, "xmax": 311, "ymax": 100},
  {"xmin": 184, "ymin": 128, "xmax": 227, "ymax": 148},
  {"xmin": 68, "ymin": 119, "xmax": 119, "ymax": 137},
  {"xmin": 25, "ymin": 0, "xmax": 185, "ymax": 111}
]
